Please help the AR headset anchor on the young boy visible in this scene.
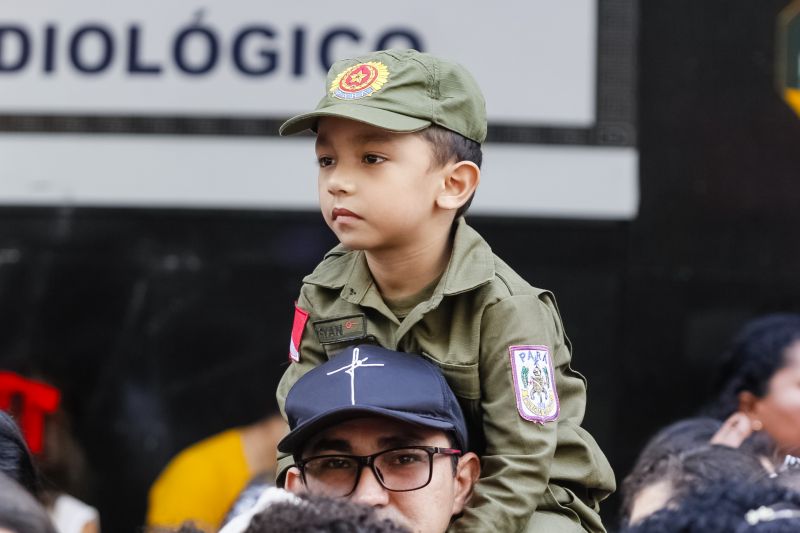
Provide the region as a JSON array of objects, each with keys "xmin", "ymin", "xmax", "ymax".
[{"xmin": 275, "ymin": 49, "xmax": 615, "ymax": 532}]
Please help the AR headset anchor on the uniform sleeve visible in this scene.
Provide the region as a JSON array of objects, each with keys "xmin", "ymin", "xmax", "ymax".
[
  {"xmin": 274, "ymin": 286, "xmax": 328, "ymax": 482},
  {"xmin": 450, "ymin": 293, "xmax": 584, "ymax": 532}
]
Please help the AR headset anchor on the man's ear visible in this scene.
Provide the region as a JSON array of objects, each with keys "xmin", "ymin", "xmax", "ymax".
[
  {"xmin": 436, "ymin": 161, "xmax": 480, "ymax": 211},
  {"xmin": 451, "ymin": 452, "xmax": 481, "ymax": 516},
  {"xmin": 284, "ymin": 466, "xmax": 307, "ymax": 494}
]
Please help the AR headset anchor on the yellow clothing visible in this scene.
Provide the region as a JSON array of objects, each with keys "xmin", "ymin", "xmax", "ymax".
[{"xmin": 147, "ymin": 428, "xmax": 251, "ymax": 531}]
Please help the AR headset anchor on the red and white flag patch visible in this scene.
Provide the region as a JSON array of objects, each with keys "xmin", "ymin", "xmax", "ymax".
[{"xmin": 289, "ymin": 304, "xmax": 309, "ymax": 362}]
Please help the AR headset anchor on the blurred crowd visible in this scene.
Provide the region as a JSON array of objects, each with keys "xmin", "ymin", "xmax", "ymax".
[
  {"xmin": 4, "ymin": 313, "xmax": 800, "ymax": 532},
  {"xmin": 619, "ymin": 313, "xmax": 800, "ymax": 532}
]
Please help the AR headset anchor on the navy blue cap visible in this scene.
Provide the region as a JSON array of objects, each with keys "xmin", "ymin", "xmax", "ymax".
[{"xmin": 278, "ymin": 345, "xmax": 468, "ymax": 454}]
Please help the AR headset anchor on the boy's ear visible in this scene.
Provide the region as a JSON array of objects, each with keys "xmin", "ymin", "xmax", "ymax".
[{"xmin": 436, "ymin": 161, "xmax": 480, "ymax": 211}]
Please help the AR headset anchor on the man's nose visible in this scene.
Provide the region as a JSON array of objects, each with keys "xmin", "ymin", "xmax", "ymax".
[{"xmin": 349, "ymin": 466, "xmax": 390, "ymax": 507}]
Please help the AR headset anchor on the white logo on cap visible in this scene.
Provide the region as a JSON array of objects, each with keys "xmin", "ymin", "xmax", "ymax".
[{"xmin": 327, "ymin": 347, "xmax": 385, "ymax": 405}]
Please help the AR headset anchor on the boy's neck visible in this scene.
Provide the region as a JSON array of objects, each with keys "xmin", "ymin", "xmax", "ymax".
[{"xmin": 364, "ymin": 226, "xmax": 454, "ymax": 302}]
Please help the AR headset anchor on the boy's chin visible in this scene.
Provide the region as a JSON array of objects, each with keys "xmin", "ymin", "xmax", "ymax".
[
  {"xmin": 338, "ymin": 242, "xmax": 367, "ymax": 252},
  {"xmin": 328, "ymin": 228, "xmax": 369, "ymax": 250},
  {"xmin": 332, "ymin": 234, "xmax": 367, "ymax": 251}
]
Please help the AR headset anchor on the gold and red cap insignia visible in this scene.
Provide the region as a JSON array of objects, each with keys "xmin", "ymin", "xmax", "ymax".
[{"xmin": 330, "ymin": 61, "xmax": 390, "ymax": 100}]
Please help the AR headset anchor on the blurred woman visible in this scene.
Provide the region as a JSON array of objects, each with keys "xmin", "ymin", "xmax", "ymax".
[{"xmin": 709, "ymin": 313, "xmax": 800, "ymax": 459}]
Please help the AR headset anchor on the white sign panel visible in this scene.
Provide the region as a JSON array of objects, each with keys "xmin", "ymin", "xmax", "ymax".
[
  {"xmin": 0, "ymin": 0, "xmax": 596, "ymax": 125},
  {"xmin": 0, "ymin": 135, "xmax": 638, "ymax": 220},
  {"xmin": 0, "ymin": 1, "xmax": 638, "ymax": 219}
]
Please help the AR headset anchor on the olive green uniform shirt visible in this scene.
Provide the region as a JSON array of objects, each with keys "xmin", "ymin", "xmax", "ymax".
[{"xmin": 276, "ymin": 219, "xmax": 615, "ymax": 532}]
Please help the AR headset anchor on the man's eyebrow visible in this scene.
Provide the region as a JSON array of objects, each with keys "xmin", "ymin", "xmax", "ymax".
[
  {"xmin": 304, "ymin": 438, "xmax": 352, "ymax": 456},
  {"xmin": 377, "ymin": 432, "xmax": 428, "ymax": 449}
]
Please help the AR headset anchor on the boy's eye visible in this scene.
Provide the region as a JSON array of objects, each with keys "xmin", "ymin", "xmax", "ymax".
[
  {"xmin": 318, "ymin": 156, "xmax": 334, "ymax": 168},
  {"xmin": 362, "ymin": 154, "xmax": 386, "ymax": 165}
]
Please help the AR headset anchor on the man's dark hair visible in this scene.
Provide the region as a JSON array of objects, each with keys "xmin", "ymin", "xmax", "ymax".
[
  {"xmin": 445, "ymin": 431, "xmax": 460, "ymax": 475},
  {"xmin": 419, "ymin": 125, "xmax": 483, "ymax": 219},
  {"xmin": 244, "ymin": 493, "xmax": 410, "ymax": 533},
  {"xmin": 708, "ymin": 313, "xmax": 800, "ymax": 419}
]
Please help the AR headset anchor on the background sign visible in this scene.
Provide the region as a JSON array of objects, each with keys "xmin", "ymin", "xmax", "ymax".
[
  {"xmin": 0, "ymin": 1, "xmax": 596, "ymax": 124},
  {"xmin": 0, "ymin": 0, "xmax": 638, "ymax": 219}
]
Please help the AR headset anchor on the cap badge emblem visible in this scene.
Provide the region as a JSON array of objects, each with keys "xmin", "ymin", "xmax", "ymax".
[{"xmin": 330, "ymin": 61, "xmax": 389, "ymax": 100}]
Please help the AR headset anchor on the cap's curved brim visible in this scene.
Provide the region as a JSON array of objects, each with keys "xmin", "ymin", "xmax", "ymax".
[
  {"xmin": 279, "ymin": 103, "xmax": 431, "ymax": 136},
  {"xmin": 277, "ymin": 406, "xmax": 458, "ymax": 454}
]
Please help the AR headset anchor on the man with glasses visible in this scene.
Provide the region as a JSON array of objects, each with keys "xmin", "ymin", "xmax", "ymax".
[{"xmin": 279, "ymin": 345, "xmax": 481, "ymax": 533}]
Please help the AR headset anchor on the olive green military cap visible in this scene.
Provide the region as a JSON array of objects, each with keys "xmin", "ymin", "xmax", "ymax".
[{"xmin": 279, "ymin": 48, "xmax": 487, "ymax": 144}]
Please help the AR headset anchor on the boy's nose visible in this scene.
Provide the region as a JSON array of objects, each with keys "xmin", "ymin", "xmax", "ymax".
[
  {"xmin": 325, "ymin": 168, "xmax": 355, "ymax": 195},
  {"xmin": 349, "ymin": 466, "xmax": 390, "ymax": 507}
]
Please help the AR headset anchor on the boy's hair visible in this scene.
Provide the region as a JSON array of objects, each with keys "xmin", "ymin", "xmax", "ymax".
[{"xmin": 419, "ymin": 125, "xmax": 483, "ymax": 219}]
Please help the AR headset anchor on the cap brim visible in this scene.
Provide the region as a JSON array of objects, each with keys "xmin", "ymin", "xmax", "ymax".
[
  {"xmin": 277, "ymin": 406, "xmax": 457, "ymax": 454},
  {"xmin": 279, "ymin": 103, "xmax": 431, "ymax": 136}
]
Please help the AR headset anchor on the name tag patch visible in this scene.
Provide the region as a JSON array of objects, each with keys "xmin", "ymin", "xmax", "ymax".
[
  {"xmin": 313, "ymin": 314, "xmax": 367, "ymax": 345},
  {"xmin": 509, "ymin": 345, "xmax": 559, "ymax": 424}
]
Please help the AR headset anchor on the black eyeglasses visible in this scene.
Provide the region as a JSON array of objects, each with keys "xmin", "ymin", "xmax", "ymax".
[{"xmin": 295, "ymin": 446, "xmax": 462, "ymax": 497}]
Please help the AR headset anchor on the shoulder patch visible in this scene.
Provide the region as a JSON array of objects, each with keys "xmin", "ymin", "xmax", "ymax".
[
  {"xmin": 289, "ymin": 304, "xmax": 309, "ymax": 362},
  {"xmin": 508, "ymin": 345, "xmax": 559, "ymax": 423},
  {"xmin": 313, "ymin": 314, "xmax": 367, "ymax": 345}
]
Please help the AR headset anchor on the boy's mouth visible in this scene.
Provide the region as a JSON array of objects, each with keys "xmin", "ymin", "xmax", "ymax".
[{"xmin": 332, "ymin": 207, "xmax": 361, "ymax": 221}]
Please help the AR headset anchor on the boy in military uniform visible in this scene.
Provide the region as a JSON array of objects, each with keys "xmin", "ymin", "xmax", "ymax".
[{"xmin": 276, "ymin": 48, "xmax": 615, "ymax": 532}]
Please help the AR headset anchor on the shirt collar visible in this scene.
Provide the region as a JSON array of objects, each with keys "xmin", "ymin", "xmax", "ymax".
[{"xmin": 303, "ymin": 218, "xmax": 495, "ymax": 301}]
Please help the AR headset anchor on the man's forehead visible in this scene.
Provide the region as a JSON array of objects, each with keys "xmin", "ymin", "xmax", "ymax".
[{"xmin": 302, "ymin": 416, "xmax": 443, "ymax": 453}]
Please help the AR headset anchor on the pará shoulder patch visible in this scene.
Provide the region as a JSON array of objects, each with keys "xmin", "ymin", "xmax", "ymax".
[
  {"xmin": 509, "ymin": 345, "xmax": 560, "ymax": 423},
  {"xmin": 289, "ymin": 304, "xmax": 309, "ymax": 363},
  {"xmin": 313, "ymin": 314, "xmax": 367, "ymax": 345}
]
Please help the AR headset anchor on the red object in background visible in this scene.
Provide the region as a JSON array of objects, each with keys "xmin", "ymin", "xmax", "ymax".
[{"xmin": 0, "ymin": 371, "xmax": 61, "ymax": 453}]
